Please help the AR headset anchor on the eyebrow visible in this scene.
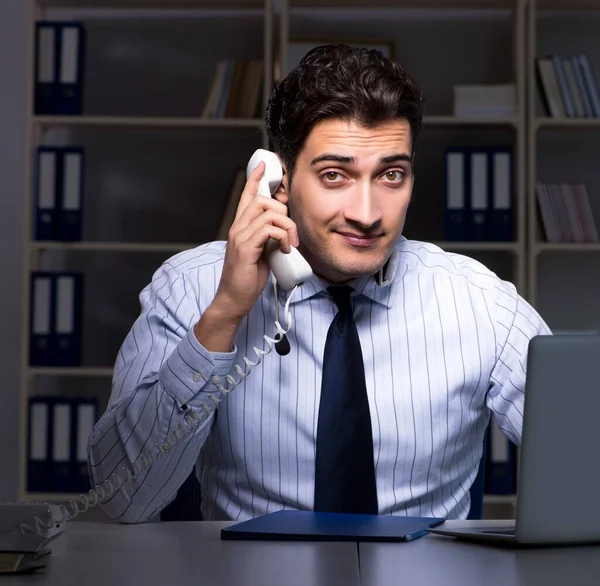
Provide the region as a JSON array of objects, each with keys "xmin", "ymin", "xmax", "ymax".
[{"xmin": 310, "ymin": 153, "xmax": 412, "ymax": 166}]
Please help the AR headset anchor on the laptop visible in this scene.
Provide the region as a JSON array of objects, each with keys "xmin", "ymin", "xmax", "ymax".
[{"xmin": 428, "ymin": 333, "xmax": 600, "ymax": 547}]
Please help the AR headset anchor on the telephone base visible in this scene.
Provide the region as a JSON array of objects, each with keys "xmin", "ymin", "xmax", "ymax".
[{"xmin": 0, "ymin": 502, "xmax": 66, "ymax": 539}]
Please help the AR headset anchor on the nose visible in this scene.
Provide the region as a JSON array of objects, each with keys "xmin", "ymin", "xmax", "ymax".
[{"xmin": 343, "ymin": 180, "xmax": 383, "ymax": 229}]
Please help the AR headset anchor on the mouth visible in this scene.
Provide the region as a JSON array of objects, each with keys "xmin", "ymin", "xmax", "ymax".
[{"xmin": 337, "ymin": 231, "xmax": 382, "ymax": 248}]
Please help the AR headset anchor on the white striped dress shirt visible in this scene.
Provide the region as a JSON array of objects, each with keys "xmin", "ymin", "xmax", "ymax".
[{"xmin": 87, "ymin": 236, "xmax": 552, "ymax": 523}]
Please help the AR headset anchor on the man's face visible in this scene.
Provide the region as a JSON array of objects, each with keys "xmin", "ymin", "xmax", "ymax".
[{"xmin": 280, "ymin": 117, "xmax": 414, "ymax": 284}]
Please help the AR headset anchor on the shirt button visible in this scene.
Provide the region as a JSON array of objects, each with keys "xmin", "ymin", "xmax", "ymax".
[
  {"xmin": 193, "ymin": 372, "xmax": 202, "ymax": 383},
  {"xmin": 211, "ymin": 375, "xmax": 220, "ymax": 384}
]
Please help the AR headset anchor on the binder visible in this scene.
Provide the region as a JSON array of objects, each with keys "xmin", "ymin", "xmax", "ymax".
[
  {"xmin": 221, "ymin": 510, "xmax": 446, "ymax": 542},
  {"xmin": 51, "ymin": 401, "xmax": 73, "ymax": 492},
  {"xmin": 33, "ymin": 147, "xmax": 59, "ymax": 241},
  {"xmin": 57, "ymin": 148, "xmax": 84, "ymax": 241},
  {"xmin": 54, "ymin": 273, "xmax": 84, "ymax": 366},
  {"xmin": 469, "ymin": 151, "xmax": 490, "ymax": 241},
  {"xmin": 72, "ymin": 399, "xmax": 98, "ymax": 493},
  {"xmin": 29, "ymin": 273, "xmax": 54, "ymax": 366},
  {"xmin": 485, "ymin": 418, "xmax": 517, "ymax": 495},
  {"xmin": 444, "ymin": 148, "xmax": 468, "ymax": 241},
  {"xmin": 27, "ymin": 397, "xmax": 53, "ymax": 492},
  {"xmin": 27, "ymin": 396, "xmax": 97, "ymax": 494},
  {"xmin": 490, "ymin": 149, "xmax": 514, "ymax": 241},
  {"xmin": 57, "ymin": 22, "xmax": 86, "ymax": 115},
  {"xmin": 34, "ymin": 22, "xmax": 59, "ymax": 115},
  {"xmin": 29, "ymin": 272, "xmax": 84, "ymax": 367}
]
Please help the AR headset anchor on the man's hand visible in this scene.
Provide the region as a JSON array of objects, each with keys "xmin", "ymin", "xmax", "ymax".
[{"xmin": 194, "ymin": 161, "xmax": 298, "ymax": 352}]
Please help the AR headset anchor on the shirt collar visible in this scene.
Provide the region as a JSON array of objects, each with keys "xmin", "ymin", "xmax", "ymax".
[{"xmin": 276, "ymin": 238, "xmax": 407, "ymax": 309}]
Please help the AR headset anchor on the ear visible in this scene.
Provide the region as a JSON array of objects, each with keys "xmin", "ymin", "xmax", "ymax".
[{"xmin": 273, "ymin": 162, "xmax": 289, "ymax": 205}]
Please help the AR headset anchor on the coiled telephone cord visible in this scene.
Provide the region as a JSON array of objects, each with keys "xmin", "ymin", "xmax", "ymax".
[{"xmin": 20, "ymin": 278, "xmax": 298, "ymax": 535}]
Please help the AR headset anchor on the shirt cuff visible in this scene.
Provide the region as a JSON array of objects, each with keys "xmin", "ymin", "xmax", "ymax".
[{"xmin": 159, "ymin": 327, "xmax": 237, "ymax": 407}]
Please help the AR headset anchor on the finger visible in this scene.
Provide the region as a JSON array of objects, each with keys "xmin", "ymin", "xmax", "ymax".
[
  {"xmin": 241, "ymin": 209, "xmax": 298, "ymax": 247},
  {"xmin": 237, "ymin": 213, "xmax": 297, "ymax": 254},
  {"xmin": 233, "ymin": 162, "xmax": 265, "ymax": 222},
  {"xmin": 230, "ymin": 193, "xmax": 290, "ymax": 236},
  {"xmin": 244, "ymin": 224, "xmax": 292, "ymax": 255}
]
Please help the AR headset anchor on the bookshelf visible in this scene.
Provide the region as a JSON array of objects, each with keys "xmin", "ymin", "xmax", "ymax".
[
  {"xmin": 18, "ymin": 0, "xmax": 531, "ymax": 516},
  {"xmin": 33, "ymin": 115, "xmax": 266, "ymax": 128},
  {"xmin": 20, "ymin": 0, "xmax": 275, "ymax": 502},
  {"xmin": 527, "ymin": 0, "xmax": 600, "ymax": 330}
]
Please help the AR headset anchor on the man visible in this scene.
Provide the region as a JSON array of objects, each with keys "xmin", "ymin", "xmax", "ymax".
[{"xmin": 87, "ymin": 44, "xmax": 551, "ymax": 523}]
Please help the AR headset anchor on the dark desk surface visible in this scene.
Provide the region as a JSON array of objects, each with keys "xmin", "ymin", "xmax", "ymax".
[
  {"xmin": 360, "ymin": 520, "xmax": 600, "ymax": 586},
  {"xmin": 4, "ymin": 519, "xmax": 600, "ymax": 585},
  {"xmin": 1, "ymin": 521, "xmax": 360, "ymax": 586}
]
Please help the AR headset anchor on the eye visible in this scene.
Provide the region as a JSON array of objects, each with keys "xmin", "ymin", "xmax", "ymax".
[
  {"xmin": 323, "ymin": 171, "xmax": 343, "ymax": 181},
  {"xmin": 382, "ymin": 170, "xmax": 404, "ymax": 182}
]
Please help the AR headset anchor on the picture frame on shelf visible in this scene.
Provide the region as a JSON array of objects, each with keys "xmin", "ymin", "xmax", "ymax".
[{"xmin": 275, "ymin": 37, "xmax": 396, "ymax": 84}]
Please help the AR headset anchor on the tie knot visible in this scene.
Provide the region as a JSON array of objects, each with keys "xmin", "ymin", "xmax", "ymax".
[{"xmin": 327, "ymin": 285, "xmax": 353, "ymax": 314}]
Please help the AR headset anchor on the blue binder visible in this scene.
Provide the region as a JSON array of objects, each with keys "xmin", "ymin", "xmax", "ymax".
[
  {"xmin": 444, "ymin": 147, "xmax": 469, "ymax": 241},
  {"xmin": 50, "ymin": 399, "xmax": 74, "ymax": 492},
  {"xmin": 469, "ymin": 150, "xmax": 491, "ymax": 242},
  {"xmin": 29, "ymin": 272, "xmax": 55, "ymax": 366},
  {"xmin": 57, "ymin": 147, "xmax": 84, "ymax": 241},
  {"xmin": 27, "ymin": 397, "xmax": 53, "ymax": 492},
  {"xmin": 490, "ymin": 148, "xmax": 514, "ymax": 242},
  {"xmin": 221, "ymin": 510, "xmax": 446, "ymax": 542},
  {"xmin": 57, "ymin": 22, "xmax": 86, "ymax": 115},
  {"xmin": 27, "ymin": 396, "xmax": 98, "ymax": 494},
  {"xmin": 29, "ymin": 272, "xmax": 84, "ymax": 366},
  {"xmin": 34, "ymin": 22, "xmax": 60, "ymax": 115},
  {"xmin": 71, "ymin": 398, "xmax": 98, "ymax": 493},
  {"xmin": 53, "ymin": 272, "xmax": 84, "ymax": 366},
  {"xmin": 33, "ymin": 147, "xmax": 59, "ymax": 241}
]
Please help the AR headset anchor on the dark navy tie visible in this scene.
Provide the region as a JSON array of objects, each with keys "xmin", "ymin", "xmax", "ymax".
[{"xmin": 313, "ymin": 285, "xmax": 378, "ymax": 514}]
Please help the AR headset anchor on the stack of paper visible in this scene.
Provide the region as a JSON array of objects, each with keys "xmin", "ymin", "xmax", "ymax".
[{"xmin": 453, "ymin": 83, "xmax": 517, "ymax": 117}]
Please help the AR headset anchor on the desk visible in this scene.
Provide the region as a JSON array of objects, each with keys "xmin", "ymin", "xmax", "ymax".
[
  {"xmin": 360, "ymin": 520, "xmax": 600, "ymax": 586},
  {"xmin": 1, "ymin": 521, "xmax": 359, "ymax": 586},
  {"xmin": 4, "ymin": 520, "xmax": 600, "ymax": 585}
]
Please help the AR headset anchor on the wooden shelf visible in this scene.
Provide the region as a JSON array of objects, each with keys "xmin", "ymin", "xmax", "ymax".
[
  {"xmin": 36, "ymin": 0, "xmax": 265, "ymax": 9},
  {"xmin": 289, "ymin": 0, "xmax": 517, "ymax": 9},
  {"xmin": 28, "ymin": 367, "xmax": 114, "ymax": 377},
  {"xmin": 32, "ymin": 115, "xmax": 265, "ymax": 129},
  {"xmin": 535, "ymin": 117, "xmax": 600, "ymax": 129},
  {"xmin": 534, "ymin": 242, "xmax": 600, "ymax": 254},
  {"xmin": 536, "ymin": 0, "xmax": 600, "ymax": 11},
  {"xmin": 425, "ymin": 115, "xmax": 518, "ymax": 127},
  {"xmin": 30, "ymin": 241, "xmax": 202, "ymax": 253},
  {"xmin": 432, "ymin": 241, "xmax": 520, "ymax": 252},
  {"xmin": 32, "ymin": 115, "xmax": 517, "ymax": 130}
]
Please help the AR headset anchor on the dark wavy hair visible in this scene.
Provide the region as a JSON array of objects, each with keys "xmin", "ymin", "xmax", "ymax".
[{"xmin": 265, "ymin": 43, "xmax": 425, "ymax": 184}]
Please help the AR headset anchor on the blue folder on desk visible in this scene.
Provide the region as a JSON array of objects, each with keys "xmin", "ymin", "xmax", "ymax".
[{"xmin": 221, "ymin": 510, "xmax": 445, "ymax": 542}]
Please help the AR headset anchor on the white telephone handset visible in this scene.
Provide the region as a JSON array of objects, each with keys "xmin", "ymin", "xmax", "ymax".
[{"xmin": 246, "ymin": 149, "xmax": 313, "ymax": 291}]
